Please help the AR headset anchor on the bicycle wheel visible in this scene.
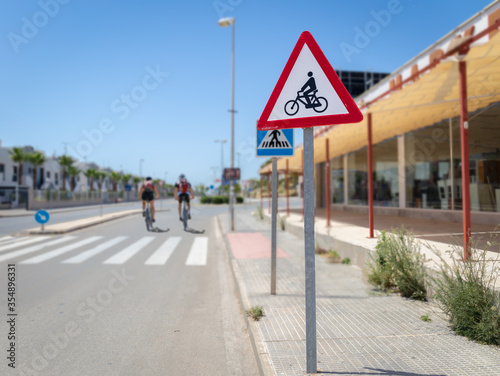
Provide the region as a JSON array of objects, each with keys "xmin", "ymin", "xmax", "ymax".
[
  {"xmin": 145, "ymin": 206, "xmax": 152, "ymax": 231},
  {"xmin": 284, "ymin": 100, "xmax": 299, "ymax": 116},
  {"xmin": 313, "ymin": 97, "xmax": 328, "ymax": 113},
  {"xmin": 182, "ymin": 202, "xmax": 188, "ymax": 230}
]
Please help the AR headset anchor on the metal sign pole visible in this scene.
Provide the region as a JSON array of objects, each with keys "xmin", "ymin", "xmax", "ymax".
[
  {"xmin": 271, "ymin": 157, "xmax": 278, "ymax": 295},
  {"xmin": 304, "ymin": 127, "xmax": 317, "ymax": 373}
]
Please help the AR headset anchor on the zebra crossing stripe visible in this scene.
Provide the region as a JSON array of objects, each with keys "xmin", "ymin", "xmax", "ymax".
[
  {"xmin": 0, "ymin": 236, "xmax": 14, "ymax": 244},
  {"xmin": 185, "ymin": 237, "xmax": 208, "ymax": 266},
  {"xmin": 62, "ymin": 237, "xmax": 128, "ymax": 264},
  {"xmin": 0, "ymin": 237, "xmax": 75, "ymax": 263},
  {"xmin": 0, "ymin": 237, "xmax": 49, "ymax": 253},
  {"xmin": 21, "ymin": 237, "xmax": 102, "ymax": 264},
  {"xmin": 103, "ymin": 236, "xmax": 155, "ymax": 265},
  {"xmin": 145, "ymin": 237, "xmax": 182, "ymax": 265}
]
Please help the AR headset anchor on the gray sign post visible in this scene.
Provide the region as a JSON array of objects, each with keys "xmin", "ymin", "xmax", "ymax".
[
  {"xmin": 271, "ymin": 157, "xmax": 278, "ymax": 295},
  {"xmin": 303, "ymin": 127, "xmax": 317, "ymax": 372},
  {"xmin": 256, "ymin": 31, "xmax": 364, "ymax": 376}
]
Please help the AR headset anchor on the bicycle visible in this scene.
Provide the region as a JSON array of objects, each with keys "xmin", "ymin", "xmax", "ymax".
[
  {"xmin": 144, "ymin": 199, "xmax": 154, "ymax": 231},
  {"xmin": 180, "ymin": 196, "xmax": 189, "ymax": 231},
  {"xmin": 284, "ymin": 89, "xmax": 328, "ymax": 116},
  {"xmin": 144, "ymin": 199, "xmax": 169, "ymax": 233}
]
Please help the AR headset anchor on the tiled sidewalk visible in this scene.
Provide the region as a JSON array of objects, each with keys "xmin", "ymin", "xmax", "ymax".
[{"xmin": 220, "ymin": 208, "xmax": 500, "ymax": 376}]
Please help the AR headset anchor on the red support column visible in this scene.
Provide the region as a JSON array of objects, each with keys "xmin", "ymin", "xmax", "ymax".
[
  {"xmin": 286, "ymin": 159, "xmax": 290, "ymax": 216},
  {"xmin": 459, "ymin": 59, "xmax": 471, "ymax": 259},
  {"xmin": 326, "ymin": 138, "xmax": 331, "ymax": 227},
  {"xmin": 367, "ymin": 113, "xmax": 374, "ymax": 238}
]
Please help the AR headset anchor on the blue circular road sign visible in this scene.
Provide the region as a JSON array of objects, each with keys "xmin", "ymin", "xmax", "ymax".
[{"xmin": 35, "ymin": 210, "xmax": 50, "ymax": 224}]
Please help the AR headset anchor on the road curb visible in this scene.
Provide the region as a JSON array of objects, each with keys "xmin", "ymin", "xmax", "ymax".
[
  {"xmin": 216, "ymin": 215, "xmax": 273, "ymax": 376},
  {"xmin": 22, "ymin": 210, "xmax": 142, "ymax": 235}
]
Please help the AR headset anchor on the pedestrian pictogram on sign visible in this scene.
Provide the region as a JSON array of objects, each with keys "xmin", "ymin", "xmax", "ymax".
[
  {"xmin": 257, "ymin": 31, "xmax": 363, "ymax": 131},
  {"xmin": 257, "ymin": 128, "xmax": 294, "ymax": 157}
]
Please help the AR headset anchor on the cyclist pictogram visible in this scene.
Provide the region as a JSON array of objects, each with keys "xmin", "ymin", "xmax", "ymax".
[{"xmin": 284, "ymin": 72, "xmax": 328, "ymax": 116}]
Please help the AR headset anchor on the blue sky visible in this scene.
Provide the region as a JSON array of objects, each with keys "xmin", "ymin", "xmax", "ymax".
[{"xmin": 0, "ymin": 0, "xmax": 494, "ymax": 186}]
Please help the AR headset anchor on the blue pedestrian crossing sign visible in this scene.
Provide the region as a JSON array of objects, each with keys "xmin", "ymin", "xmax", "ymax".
[
  {"xmin": 35, "ymin": 210, "xmax": 50, "ymax": 224},
  {"xmin": 256, "ymin": 129, "xmax": 294, "ymax": 157}
]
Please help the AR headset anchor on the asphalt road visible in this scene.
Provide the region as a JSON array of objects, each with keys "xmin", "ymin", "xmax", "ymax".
[{"xmin": 0, "ymin": 202, "xmax": 260, "ymax": 376}]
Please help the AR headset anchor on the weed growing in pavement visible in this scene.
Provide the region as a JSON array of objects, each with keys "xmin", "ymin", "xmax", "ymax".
[
  {"xmin": 342, "ymin": 257, "xmax": 351, "ymax": 265},
  {"xmin": 420, "ymin": 313, "xmax": 432, "ymax": 322},
  {"xmin": 279, "ymin": 215, "xmax": 286, "ymax": 231},
  {"xmin": 257, "ymin": 206, "xmax": 264, "ymax": 220},
  {"xmin": 430, "ymin": 237, "xmax": 500, "ymax": 345},
  {"xmin": 246, "ymin": 306, "xmax": 264, "ymax": 321},
  {"xmin": 366, "ymin": 227, "xmax": 428, "ymax": 301},
  {"xmin": 327, "ymin": 250, "xmax": 342, "ymax": 263}
]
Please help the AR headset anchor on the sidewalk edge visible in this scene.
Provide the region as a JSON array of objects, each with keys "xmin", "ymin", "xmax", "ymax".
[
  {"xmin": 21, "ymin": 210, "xmax": 141, "ymax": 235},
  {"xmin": 216, "ymin": 215, "xmax": 274, "ymax": 376}
]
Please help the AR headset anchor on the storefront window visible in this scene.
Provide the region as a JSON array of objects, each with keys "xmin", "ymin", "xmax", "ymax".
[
  {"xmin": 348, "ymin": 149, "xmax": 367, "ymax": 205},
  {"xmin": 331, "ymin": 157, "xmax": 344, "ymax": 204},
  {"xmin": 405, "ymin": 122, "xmax": 450, "ymax": 209},
  {"xmin": 467, "ymin": 110, "xmax": 500, "ymax": 213},
  {"xmin": 373, "ymin": 138, "xmax": 398, "ymax": 207}
]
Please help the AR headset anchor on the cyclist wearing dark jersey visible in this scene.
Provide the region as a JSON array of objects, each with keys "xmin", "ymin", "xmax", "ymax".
[
  {"xmin": 139, "ymin": 177, "xmax": 160, "ymax": 222},
  {"xmin": 174, "ymin": 174, "xmax": 195, "ymax": 221}
]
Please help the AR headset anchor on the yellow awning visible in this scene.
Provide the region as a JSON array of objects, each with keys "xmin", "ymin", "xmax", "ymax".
[{"xmin": 272, "ymin": 31, "xmax": 500, "ymax": 172}]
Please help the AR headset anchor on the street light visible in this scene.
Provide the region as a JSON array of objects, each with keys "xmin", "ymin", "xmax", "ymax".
[
  {"xmin": 214, "ymin": 139, "xmax": 227, "ymax": 177},
  {"xmin": 218, "ymin": 16, "xmax": 236, "ymax": 231}
]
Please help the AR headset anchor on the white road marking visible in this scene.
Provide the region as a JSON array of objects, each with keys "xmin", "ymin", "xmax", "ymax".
[
  {"xmin": 0, "ymin": 236, "xmax": 15, "ymax": 244},
  {"xmin": 145, "ymin": 237, "xmax": 182, "ymax": 265},
  {"xmin": 0, "ymin": 237, "xmax": 49, "ymax": 253},
  {"xmin": 21, "ymin": 237, "xmax": 102, "ymax": 264},
  {"xmin": 103, "ymin": 236, "xmax": 155, "ymax": 265},
  {"xmin": 0, "ymin": 237, "xmax": 76, "ymax": 263},
  {"xmin": 62, "ymin": 236, "xmax": 128, "ymax": 264},
  {"xmin": 185, "ymin": 237, "xmax": 208, "ymax": 266}
]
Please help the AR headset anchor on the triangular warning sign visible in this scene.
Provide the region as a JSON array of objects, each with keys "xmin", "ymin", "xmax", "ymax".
[
  {"xmin": 258, "ymin": 130, "xmax": 291, "ymax": 149},
  {"xmin": 257, "ymin": 31, "xmax": 363, "ymax": 131}
]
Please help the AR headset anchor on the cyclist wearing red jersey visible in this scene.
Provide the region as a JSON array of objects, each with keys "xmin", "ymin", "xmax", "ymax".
[
  {"xmin": 139, "ymin": 177, "xmax": 160, "ymax": 222},
  {"xmin": 174, "ymin": 174, "xmax": 195, "ymax": 221}
]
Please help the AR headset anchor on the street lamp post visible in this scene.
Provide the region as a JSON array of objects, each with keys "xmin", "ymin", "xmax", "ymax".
[
  {"xmin": 218, "ymin": 16, "xmax": 236, "ymax": 231},
  {"xmin": 214, "ymin": 139, "xmax": 227, "ymax": 178}
]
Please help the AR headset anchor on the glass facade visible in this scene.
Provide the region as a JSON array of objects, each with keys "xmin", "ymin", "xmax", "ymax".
[
  {"xmin": 348, "ymin": 149, "xmax": 368, "ymax": 205},
  {"xmin": 373, "ymin": 138, "xmax": 398, "ymax": 207},
  {"xmin": 322, "ymin": 105, "xmax": 500, "ymax": 214},
  {"xmin": 405, "ymin": 122, "xmax": 451, "ymax": 209},
  {"xmin": 331, "ymin": 157, "xmax": 344, "ymax": 204},
  {"xmin": 467, "ymin": 113, "xmax": 500, "ymax": 212}
]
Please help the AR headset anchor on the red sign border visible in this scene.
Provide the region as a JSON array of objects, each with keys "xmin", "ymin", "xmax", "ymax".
[{"xmin": 257, "ymin": 31, "xmax": 363, "ymax": 131}]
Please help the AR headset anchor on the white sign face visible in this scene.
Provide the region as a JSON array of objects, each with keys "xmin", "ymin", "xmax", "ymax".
[{"xmin": 268, "ymin": 44, "xmax": 348, "ymax": 121}]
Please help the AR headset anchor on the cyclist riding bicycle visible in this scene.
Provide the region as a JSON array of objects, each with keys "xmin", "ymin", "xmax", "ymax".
[
  {"xmin": 174, "ymin": 174, "xmax": 195, "ymax": 222},
  {"xmin": 139, "ymin": 177, "xmax": 160, "ymax": 222},
  {"xmin": 301, "ymin": 71, "xmax": 317, "ymax": 108}
]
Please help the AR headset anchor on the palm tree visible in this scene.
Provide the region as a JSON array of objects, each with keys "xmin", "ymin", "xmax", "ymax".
[
  {"xmin": 58, "ymin": 155, "xmax": 74, "ymax": 191},
  {"xmin": 68, "ymin": 165, "xmax": 81, "ymax": 192},
  {"xmin": 97, "ymin": 171, "xmax": 107, "ymax": 191},
  {"xmin": 133, "ymin": 176, "xmax": 141, "ymax": 193},
  {"xmin": 121, "ymin": 174, "xmax": 132, "ymax": 188},
  {"xmin": 84, "ymin": 168, "xmax": 98, "ymax": 191},
  {"xmin": 8, "ymin": 147, "xmax": 27, "ymax": 186},
  {"xmin": 27, "ymin": 152, "xmax": 46, "ymax": 190},
  {"xmin": 109, "ymin": 171, "xmax": 122, "ymax": 192}
]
